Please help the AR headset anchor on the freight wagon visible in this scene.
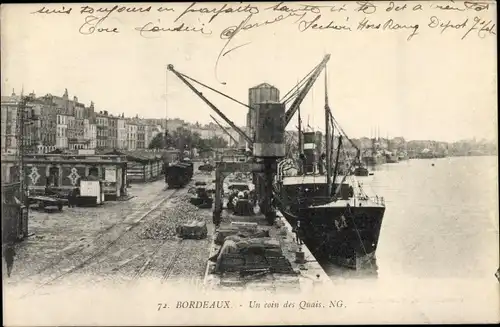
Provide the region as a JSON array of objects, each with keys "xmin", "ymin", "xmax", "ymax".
[{"xmin": 165, "ymin": 159, "xmax": 194, "ymax": 189}]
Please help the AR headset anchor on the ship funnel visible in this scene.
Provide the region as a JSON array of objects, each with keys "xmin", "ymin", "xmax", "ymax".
[{"xmin": 302, "ymin": 131, "xmax": 322, "ymax": 174}]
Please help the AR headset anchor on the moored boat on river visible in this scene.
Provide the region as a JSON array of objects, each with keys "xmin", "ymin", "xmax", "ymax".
[{"xmin": 274, "ymin": 66, "xmax": 386, "ymax": 269}]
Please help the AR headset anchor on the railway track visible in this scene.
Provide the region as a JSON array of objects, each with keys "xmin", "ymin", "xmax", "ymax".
[
  {"xmin": 128, "ymin": 238, "xmax": 186, "ymax": 282},
  {"xmin": 25, "ymin": 188, "xmax": 171, "ymax": 279},
  {"xmin": 19, "ymin": 187, "xmax": 186, "ymax": 299},
  {"xmin": 161, "ymin": 240, "xmax": 186, "ymax": 282}
]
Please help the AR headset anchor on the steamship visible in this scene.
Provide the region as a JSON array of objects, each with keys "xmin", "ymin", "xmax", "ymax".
[
  {"xmin": 362, "ymin": 144, "xmax": 387, "ymax": 166},
  {"xmin": 274, "ymin": 71, "xmax": 386, "ymax": 270}
]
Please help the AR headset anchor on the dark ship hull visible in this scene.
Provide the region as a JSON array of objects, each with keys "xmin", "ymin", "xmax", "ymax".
[
  {"xmin": 353, "ymin": 167, "xmax": 369, "ymax": 176},
  {"xmin": 280, "ymin": 204, "xmax": 384, "ymax": 269},
  {"xmin": 276, "ymin": 177, "xmax": 386, "ymax": 269},
  {"xmin": 362, "ymin": 155, "xmax": 386, "ymax": 166},
  {"xmin": 385, "ymin": 154, "xmax": 399, "ymax": 163}
]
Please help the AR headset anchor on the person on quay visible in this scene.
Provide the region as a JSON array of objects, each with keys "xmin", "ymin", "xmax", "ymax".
[{"xmin": 4, "ymin": 243, "xmax": 16, "ymax": 278}]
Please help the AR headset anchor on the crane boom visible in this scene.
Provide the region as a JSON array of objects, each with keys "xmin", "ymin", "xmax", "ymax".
[
  {"xmin": 167, "ymin": 64, "xmax": 254, "ymax": 146},
  {"xmin": 284, "ymin": 54, "xmax": 331, "ymax": 126},
  {"xmin": 210, "ymin": 114, "xmax": 240, "ymax": 147}
]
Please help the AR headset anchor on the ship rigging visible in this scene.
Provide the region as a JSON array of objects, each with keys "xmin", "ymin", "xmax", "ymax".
[{"xmin": 167, "ymin": 54, "xmax": 385, "ymax": 269}]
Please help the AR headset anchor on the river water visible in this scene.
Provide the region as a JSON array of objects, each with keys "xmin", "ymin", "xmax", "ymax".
[
  {"xmin": 5, "ymin": 157, "xmax": 498, "ymax": 325},
  {"xmin": 322, "ymin": 156, "xmax": 499, "ymax": 322},
  {"xmin": 327, "ymin": 155, "xmax": 499, "ymax": 279}
]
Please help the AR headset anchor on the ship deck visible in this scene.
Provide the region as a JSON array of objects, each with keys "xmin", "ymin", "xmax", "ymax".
[
  {"xmin": 281, "ymin": 175, "xmax": 385, "ymax": 208},
  {"xmin": 203, "ymin": 209, "xmax": 331, "ymax": 292},
  {"xmin": 281, "ymin": 175, "xmax": 346, "ymax": 185}
]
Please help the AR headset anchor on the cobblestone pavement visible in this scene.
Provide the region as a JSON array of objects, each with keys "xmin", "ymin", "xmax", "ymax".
[{"xmin": 3, "ymin": 173, "xmax": 215, "ymax": 296}]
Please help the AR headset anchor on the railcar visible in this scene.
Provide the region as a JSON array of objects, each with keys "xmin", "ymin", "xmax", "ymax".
[{"xmin": 165, "ymin": 159, "xmax": 194, "ymax": 188}]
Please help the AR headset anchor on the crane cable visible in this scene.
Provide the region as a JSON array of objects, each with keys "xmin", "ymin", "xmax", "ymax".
[
  {"xmin": 178, "ymin": 72, "xmax": 253, "ymax": 111},
  {"xmin": 281, "ymin": 76, "xmax": 311, "ymax": 105},
  {"xmin": 280, "ymin": 62, "xmax": 322, "ymax": 104},
  {"xmin": 280, "ymin": 62, "xmax": 319, "ymax": 102},
  {"xmin": 328, "ymin": 109, "xmax": 360, "ymax": 154}
]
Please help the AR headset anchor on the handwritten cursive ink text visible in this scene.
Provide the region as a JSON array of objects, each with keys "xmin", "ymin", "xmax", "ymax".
[
  {"xmin": 79, "ymin": 15, "xmax": 119, "ymax": 35},
  {"xmin": 383, "ymin": 19, "xmax": 419, "ymax": 41},
  {"xmin": 431, "ymin": 1, "xmax": 490, "ymax": 12},
  {"xmin": 385, "ymin": 1, "xmax": 407, "ymax": 12},
  {"xmin": 357, "ymin": 18, "xmax": 419, "ymax": 41},
  {"xmin": 428, "ymin": 16, "xmax": 468, "ymax": 34},
  {"xmin": 174, "ymin": 2, "xmax": 259, "ymax": 23},
  {"xmin": 356, "ymin": 1, "xmax": 377, "ymax": 14},
  {"xmin": 80, "ymin": 5, "xmax": 151, "ymax": 16},
  {"xmin": 461, "ymin": 16, "xmax": 496, "ymax": 40},
  {"xmin": 135, "ymin": 20, "xmax": 212, "ymax": 38},
  {"xmin": 297, "ymin": 15, "xmax": 352, "ymax": 32},
  {"xmin": 31, "ymin": 6, "xmax": 72, "ymax": 14}
]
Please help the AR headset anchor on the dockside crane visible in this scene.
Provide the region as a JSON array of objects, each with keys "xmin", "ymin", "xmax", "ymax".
[
  {"xmin": 209, "ymin": 115, "xmax": 240, "ymax": 148},
  {"xmin": 167, "ymin": 54, "xmax": 330, "ymax": 150},
  {"xmin": 166, "ymin": 55, "xmax": 331, "ymax": 225},
  {"xmin": 281, "ymin": 54, "xmax": 331, "ymax": 127},
  {"xmin": 166, "ymin": 65, "xmax": 253, "ymax": 149}
]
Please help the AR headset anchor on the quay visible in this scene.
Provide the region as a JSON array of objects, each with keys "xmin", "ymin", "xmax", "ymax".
[
  {"xmin": 201, "ymin": 161, "xmax": 331, "ymax": 291},
  {"xmin": 203, "ymin": 210, "xmax": 331, "ymax": 292},
  {"xmin": 3, "ymin": 170, "xmax": 332, "ymax": 294}
]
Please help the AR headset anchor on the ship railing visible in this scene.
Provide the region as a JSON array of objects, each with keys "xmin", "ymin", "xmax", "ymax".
[
  {"xmin": 277, "ymin": 159, "xmax": 293, "ymax": 183},
  {"xmin": 372, "ymin": 195, "xmax": 385, "ymax": 206}
]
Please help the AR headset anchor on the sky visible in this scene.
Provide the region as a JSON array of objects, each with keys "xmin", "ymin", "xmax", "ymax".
[{"xmin": 1, "ymin": 2, "xmax": 497, "ymax": 142}]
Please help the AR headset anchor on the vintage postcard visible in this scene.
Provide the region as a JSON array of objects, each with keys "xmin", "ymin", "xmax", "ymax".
[{"xmin": 1, "ymin": 1, "xmax": 498, "ymax": 325}]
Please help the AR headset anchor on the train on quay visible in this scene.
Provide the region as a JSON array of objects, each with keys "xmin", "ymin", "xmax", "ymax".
[{"xmin": 163, "ymin": 150, "xmax": 194, "ymax": 189}]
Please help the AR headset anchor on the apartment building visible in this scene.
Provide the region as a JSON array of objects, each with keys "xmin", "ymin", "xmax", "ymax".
[
  {"xmin": 126, "ymin": 121, "xmax": 137, "ymax": 150},
  {"xmin": 36, "ymin": 89, "xmax": 90, "ymax": 150},
  {"xmin": 107, "ymin": 115, "xmax": 118, "ymax": 149},
  {"xmin": 117, "ymin": 115, "xmax": 127, "ymax": 150},
  {"xmin": 144, "ymin": 118, "xmax": 186, "ymax": 131},
  {"xmin": 137, "ymin": 122, "xmax": 146, "ymax": 149},
  {"xmin": 36, "ymin": 95, "xmax": 57, "ymax": 147},
  {"xmin": 3, "ymin": 87, "xmax": 242, "ymax": 153},
  {"xmin": 56, "ymin": 112, "xmax": 71, "ymax": 149},
  {"xmin": 1, "ymin": 92, "xmax": 21, "ymax": 153},
  {"xmin": 90, "ymin": 124, "xmax": 97, "ymax": 149},
  {"xmin": 68, "ymin": 117, "xmax": 87, "ymax": 150},
  {"xmin": 1, "ymin": 91, "xmax": 43, "ymax": 154},
  {"xmin": 165, "ymin": 118, "xmax": 187, "ymax": 132},
  {"xmin": 51, "ymin": 89, "xmax": 80, "ymax": 117},
  {"xmin": 96, "ymin": 111, "xmax": 109, "ymax": 149},
  {"xmin": 190, "ymin": 122, "xmax": 239, "ymax": 147},
  {"xmin": 144, "ymin": 124, "xmax": 152, "ymax": 148}
]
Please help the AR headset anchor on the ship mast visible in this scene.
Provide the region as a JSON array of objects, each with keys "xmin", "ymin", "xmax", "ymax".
[
  {"xmin": 165, "ymin": 68, "xmax": 169, "ymax": 151},
  {"xmin": 324, "ymin": 66, "xmax": 332, "ymax": 197},
  {"xmin": 297, "ymin": 80, "xmax": 303, "ymax": 155},
  {"xmin": 297, "ymin": 79, "xmax": 304, "ymax": 174}
]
